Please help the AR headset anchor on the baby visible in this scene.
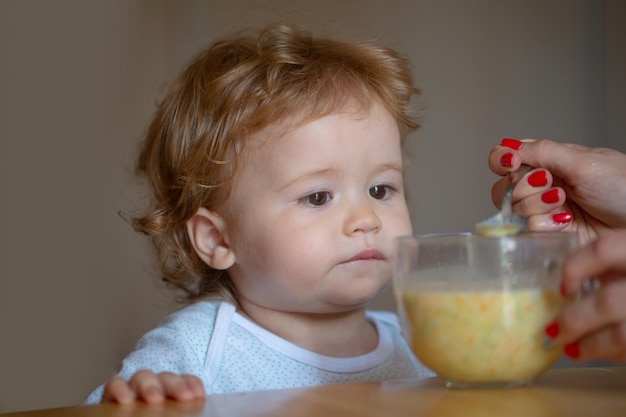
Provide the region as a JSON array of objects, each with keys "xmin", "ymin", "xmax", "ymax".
[{"xmin": 84, "ymin": 24, "xmax": 434, "ymax": 404}]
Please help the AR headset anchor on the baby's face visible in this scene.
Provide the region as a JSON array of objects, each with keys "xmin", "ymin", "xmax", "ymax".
[{"xmin": 222, "ymin": 101, "xmax": 412, "ymax": 314}]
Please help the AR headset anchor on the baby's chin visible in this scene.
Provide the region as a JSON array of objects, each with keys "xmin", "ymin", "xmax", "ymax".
[{"xmin": 324, "ymin": 280, "xmax": 392, "ymax": 311}]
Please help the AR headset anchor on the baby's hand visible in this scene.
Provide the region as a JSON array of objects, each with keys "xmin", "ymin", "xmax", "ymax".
[{"xmin": 102, "ymin": 370, "xmax": 205, "ymax": 404}]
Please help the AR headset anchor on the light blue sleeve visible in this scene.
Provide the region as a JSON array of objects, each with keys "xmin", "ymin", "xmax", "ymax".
[{"xmin": 82, "ymin": 303, "xmax": 216, "ymax": 405}]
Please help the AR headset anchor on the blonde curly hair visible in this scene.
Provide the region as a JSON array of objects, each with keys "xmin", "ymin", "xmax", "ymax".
[{"xmin": 133, "ymin": 24, "xmax": 421, "ymax": 303}]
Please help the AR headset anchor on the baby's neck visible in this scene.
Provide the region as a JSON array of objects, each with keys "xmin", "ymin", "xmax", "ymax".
[{"xmin": 236, "ymin": 302, "xmax": 379, "ymax": 357}]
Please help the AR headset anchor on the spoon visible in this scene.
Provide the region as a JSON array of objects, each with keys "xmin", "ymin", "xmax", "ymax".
[{"xmin": 475, "ymin": 165, "xmax": 533, "ymax": 237}]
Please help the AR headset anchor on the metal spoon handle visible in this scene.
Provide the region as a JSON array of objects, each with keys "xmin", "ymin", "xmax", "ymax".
[{"xmin": 501, "ymin": 164, "xmax": 533, "ymax": 221}]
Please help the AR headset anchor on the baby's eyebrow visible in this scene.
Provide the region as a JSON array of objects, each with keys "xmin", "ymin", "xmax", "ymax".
[
  {"xmin": 376, "ymin": 162, "xmax": 404, "ymax": 173},
  {"xmin": 277, "ymin": 162, "xmax": 404, "ymax": 190},
  {"xmin": 368, "ymin": 162, "xmax": 405, "ymax": 179},
  {"xmin": 276, "ymin": 168, "xmax": 338, "ymax": 192}
]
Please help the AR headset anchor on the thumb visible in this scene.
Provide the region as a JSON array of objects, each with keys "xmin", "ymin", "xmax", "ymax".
[{"xmin": 516, "ymin": 139, "xmax": 593, "ymax": 182}]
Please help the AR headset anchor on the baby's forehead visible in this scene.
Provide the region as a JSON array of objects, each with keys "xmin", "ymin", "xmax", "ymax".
[{"xmin": 248, "ymin": 103, "xmax": 381, "ymax": 147}]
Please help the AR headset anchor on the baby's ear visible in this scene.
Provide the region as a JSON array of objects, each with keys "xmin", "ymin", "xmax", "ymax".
[{"xmin": 186, "ymin": 207, "xmax": 235, "ymax": 270}]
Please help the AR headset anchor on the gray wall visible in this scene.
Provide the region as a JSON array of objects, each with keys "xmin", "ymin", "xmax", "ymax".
[{"xmin": 1, "ymin": 0, "xmax": 624, "ymax": 413}]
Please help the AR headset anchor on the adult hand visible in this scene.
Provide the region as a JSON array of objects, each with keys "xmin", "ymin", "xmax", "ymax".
[
  {"xmin": 488, "ymin": 138, "xmax": 626, "ymax": 362},
  {"xmin": 488, "ymin": 138, "xmax": 626, "ymax": 245},
  {"xmin": 545, "ymin": 230, "xmax": 626, "ymax": 362}
]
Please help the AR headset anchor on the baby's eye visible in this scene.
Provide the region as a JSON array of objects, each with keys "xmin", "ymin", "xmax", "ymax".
[
  {"xmin": 301, "ymin": 191, "xmax": 332, "ymax": 206},
  {"xmin": 370, "ymin": 185, "xmax": 393, "ymax": 200}
]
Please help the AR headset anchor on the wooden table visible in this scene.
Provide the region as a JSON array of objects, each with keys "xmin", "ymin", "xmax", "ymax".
[{"xmin": 4, "ymin": 367, "xmax": 626, "ymax": 417}]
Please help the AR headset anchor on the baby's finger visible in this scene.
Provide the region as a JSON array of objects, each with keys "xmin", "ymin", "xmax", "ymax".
[
  {"xmin": 102, "ymin": 376, "xmax": 136, "ymax": 404},
  {"xmin": 182, "ymin": 374, "xmax": 206, "ymax": 399},
  {"xmin": 128, "ymin": 369, "xmax": 165, "ymax": 403},
  {"xmin": 159, "ymin": 372, "xmax": 201, "ymax": 401}
]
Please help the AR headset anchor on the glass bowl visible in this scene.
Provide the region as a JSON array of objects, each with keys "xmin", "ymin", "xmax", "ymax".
[{"xmin": 393, "ymin": 232, "xmax": 577, "ymax": 388}]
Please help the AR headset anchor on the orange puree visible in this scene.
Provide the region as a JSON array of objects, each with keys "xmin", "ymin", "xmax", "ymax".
[{"xmin": 401, "ymin": 289, "xmax": 566, "ymax": 383}]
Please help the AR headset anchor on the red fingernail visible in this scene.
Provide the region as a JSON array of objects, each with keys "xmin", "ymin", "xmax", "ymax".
[
  {"xmin": 560, "ymin": 282, "xmax": 568, "ymax": 296},
  {"xmin": 541, "ymin": 189, "xmax": 560, "ymax": 204},
  {"xmin": 564, "ymin": 342, "xmax": 580, "ymax": 359},
  {"xmin": 500, "ymin": 153, "xmax": 513, "ymax": 168},
  {"xmin": 527, "ymin": 170, "xmax": 548, "ymax": 187},
  {"xmin": 544, "ymin": 321, "xmax": 559, "ymax": 338},
  {"xmin": 501, "ymin": 138, "xmax": 523, "ymax": 150},
  {"xmin": 552, "ymin": 212, "xmax": 573, "ymax": 224}
]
